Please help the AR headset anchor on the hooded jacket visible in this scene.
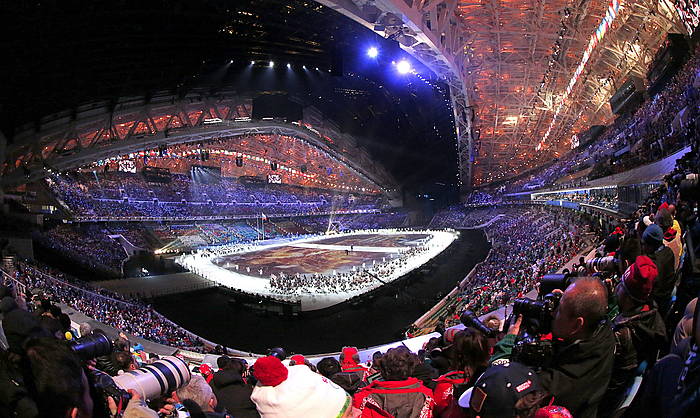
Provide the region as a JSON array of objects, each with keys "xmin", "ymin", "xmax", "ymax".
[
  {"xmin": 598, "ymin": 306, "xmax": 667, "ymax": 415},
  {"xmin": 210, "ymin": 369, "xmax": 258, "ymax": 418},
  {"xmin": 353, "ymin": 377, "xmax": 436, "ymax": 418},
  {"xmin": 537, "ymin": 320, "xmax": 616, "ymax": 418}
]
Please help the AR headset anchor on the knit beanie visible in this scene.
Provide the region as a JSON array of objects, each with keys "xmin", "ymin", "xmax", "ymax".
[
  {"xmin": 621, "ymin": 256, "xmax": 658, "ymax": 301},
  {"xmin": 254, "ymin": 356, "xmax": 288, "ymax": 386},
  {"xmin": 289, "ymin": 354, "xmax": 306, "ymax": 365},
  {"xmin": 642, "ymin": 224, "xmax": 664, "ymax": 246},
  {"xmin": 340, "ymin": 346, "xmax": 360, "ymax": 368},
  {"xmin": 251, "ymin": 362, "xmax": 351, "ymax": 418}
]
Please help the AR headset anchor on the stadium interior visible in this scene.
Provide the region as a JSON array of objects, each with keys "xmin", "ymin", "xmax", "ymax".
[{"xmin": 1, "ymin": 0, "xmax": 700, "ymax": 417}]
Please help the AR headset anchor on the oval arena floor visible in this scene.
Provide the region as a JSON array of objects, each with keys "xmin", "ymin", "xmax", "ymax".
[
  {"xmin": 177, "ymin": 230, "xmax": 457, "ymax": 311},
  {"xmin": 212, "ymin": 233, "xmax": 432, "ymax": 276}
]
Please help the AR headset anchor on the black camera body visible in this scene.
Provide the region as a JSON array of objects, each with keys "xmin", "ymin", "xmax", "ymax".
[
  {"xmin": 512, "ymin": 292, "xmax": 562, "ymax": 335},
  {"xmin": 509, "ymin": 292, "xmax": 562, "ymax": 368}
]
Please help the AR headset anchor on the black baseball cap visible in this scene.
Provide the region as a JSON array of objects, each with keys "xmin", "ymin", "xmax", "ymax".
[{"xmin": 458, "ymin": 361, "xmax": 543, "ymax": 417}]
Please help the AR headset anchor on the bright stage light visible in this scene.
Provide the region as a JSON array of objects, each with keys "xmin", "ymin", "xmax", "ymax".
[
  {"xmin": 250, "ymin": 60, "xmax": 255, "ymax": 65},
  {"xmin": 269, "ymin": 61, "xmax": 274, "ymax": 67},
  {"xmin": 287, "ymin": 63, "xmax": 291, "ymax": 68},
  {"xmin": 396, "ymin": 60, "xmax": 411, "ymax": 74},
  {"xmin": 302, "ymin": 65, "xmax": 307, "ymax": 69},
  {"xmin": 367, "ymin": 47, "xmax": 378, "ymax": 58}
]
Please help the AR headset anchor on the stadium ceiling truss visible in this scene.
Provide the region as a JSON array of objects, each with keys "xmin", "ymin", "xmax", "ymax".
[
  {"xmin": 1, "ymin": 91, "xmax": 397, "ymax": 195},
  {"xmin": 316, "ymin": 0, "xmax": 688, "ymax": 187}
]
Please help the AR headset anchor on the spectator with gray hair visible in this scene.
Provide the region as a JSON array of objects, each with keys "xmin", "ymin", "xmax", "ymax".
[{"xmin": 176, "ymin": 374, "xmax": 227, "ymax": 417}]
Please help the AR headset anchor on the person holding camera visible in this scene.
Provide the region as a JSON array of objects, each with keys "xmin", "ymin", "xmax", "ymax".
[
  {"xmin": 598, "ymin": 256, "xmax": 667, "ymax": 415},
  {"xmin": 490, "ymin": 277, "xmax": 615, "ymax": 418}
]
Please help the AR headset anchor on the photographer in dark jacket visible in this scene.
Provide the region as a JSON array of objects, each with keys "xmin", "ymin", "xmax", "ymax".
[
  {"xmin": 491, "ymin": 277, "xmax": 615, "ymax": 417},
  {"xmin": 210, "ymin": 356, "xmax": 258, "ymax": 417},
  {"xmin": 598, "ymin": 256, "xmax": 667, "ymax": 415}
]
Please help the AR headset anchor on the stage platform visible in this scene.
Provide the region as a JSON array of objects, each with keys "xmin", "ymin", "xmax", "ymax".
[{"xmin": 176, "ymin": 229, "xmax": 458, "ymax": 311}]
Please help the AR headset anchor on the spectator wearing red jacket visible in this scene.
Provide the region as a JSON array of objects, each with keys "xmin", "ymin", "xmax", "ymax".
[{"xmin": 353, "ymin": 346, "xmax": 435, "ymax": 417}]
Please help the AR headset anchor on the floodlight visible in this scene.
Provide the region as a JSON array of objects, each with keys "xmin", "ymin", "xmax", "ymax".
[
  {"xmin": 287, "ymin": 63, "xmax": 291, "ymax": 68},
  {"xmin": 250, "ymin": 60, "xmax": 255, "ymax": 65},
  {"xmin": 396, "ymin": 60, "xmax": 411, "ymax": 74},
  {"xmin": 367, "ymin": 47, "xmax": 378, "ymax": 58},
  {"xmin": 269, "ymin": 61, "xmax": 274, "ymax": 67}
]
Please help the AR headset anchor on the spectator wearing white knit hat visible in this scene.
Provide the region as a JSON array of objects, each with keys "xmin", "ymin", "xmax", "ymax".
[{"xmin": 251, "ymin": 355, "xmax": 356, "ymax": 418}]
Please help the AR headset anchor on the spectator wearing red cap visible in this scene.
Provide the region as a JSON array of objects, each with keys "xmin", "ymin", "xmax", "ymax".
[
  {"xmin": 599, "ymin": 256, "xmax": 667, "ymax": 415},
  {"xmin": 340, "ymin": 346, "xmax": 369, "ymax": 379}
]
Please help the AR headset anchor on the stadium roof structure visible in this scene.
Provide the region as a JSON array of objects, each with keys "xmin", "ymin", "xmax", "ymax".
[
  {"xmin": 316, "ymin": 0, "xmax": 689, "ymax": 187},
  {"xmin": 0, "ymin": 90, "xmax": 398, "ymax": 195}
]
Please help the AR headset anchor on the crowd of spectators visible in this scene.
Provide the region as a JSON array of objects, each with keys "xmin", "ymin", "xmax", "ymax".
[
  {"xmin": 428, "ymin": 206, "xmax": 593, "ymax": 330},
  {"xmin": 531, "ymin": 189, "xmax": 619, "ymax": 211},
  {"xmin": 501, "ymin": 43, "xmax": 700, "ymax": 194},
  {"xmin": 46, "ymin": 171, "xmax": 384, "ymax": 219},
  {"xmin": 32, "ymin": 224, "xmax": 128, "ymax": 278},
  {"xmin": 429, "ymin": 206, "xmax": 504, "ymax": 229},
  {"xmin": 4, "ymin": 261, "xmax": 205, "ymax": 351},
  {"xmin": 1, "ymin": 145, "xmax": 699, "ymax": 416},
  {"xmin": 3, "ymin": 41, "xmax": 700, "ymax": 418}
]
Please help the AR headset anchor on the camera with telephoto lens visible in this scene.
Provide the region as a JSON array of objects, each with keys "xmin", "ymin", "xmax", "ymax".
[
  {"xmin": 509, "ymin": 292, "xmax": 562, "ymax": 368},
  {"xmin": 585, "ymin": 256, "xmax": 621, "ymax": 275},
  {"xmin": 460, "ymin": 310, "xmax": 498, "ymax": 337},
  {"xmin": 91, "ymin": 356, "xmax": 192, "ymax": 413}
]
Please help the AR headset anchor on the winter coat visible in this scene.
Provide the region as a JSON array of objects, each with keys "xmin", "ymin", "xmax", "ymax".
[
  {"xmin": 432, "ymin": 371, "xmax": 473, "ymax": 418},
  {"xmin": 598, "ymin": 305, "xmax": 667, "ymax": 415},
  {"xmin": 353, "ymin": 377, "xmax": 435, "ymax": 418},
  {"xmin": 647, "ymin": 246, "xmax": 676, "ymax": 311},
  {"xmin": 210, "ymin": 369, "xmax": 258, "ymax": 418},
  {"xmin": 537, "ymin": 320, "xmax": 616, "ymax": 418}
]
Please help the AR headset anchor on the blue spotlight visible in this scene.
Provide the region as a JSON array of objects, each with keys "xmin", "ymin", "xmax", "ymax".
[
  {"xmin": 396, "ymin": 60, "xmax": 411, "ymax": 74},
  {"xmin": 367, "ymin": 47, "xmax": 378, "ymax": 58}
]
